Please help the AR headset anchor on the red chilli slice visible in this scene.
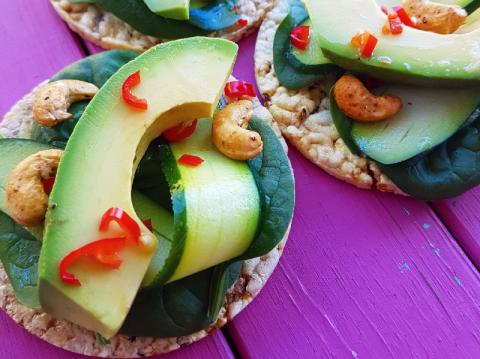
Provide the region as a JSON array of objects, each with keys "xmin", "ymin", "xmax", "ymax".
[
  {"xmin": 122, "ymin": 70, "xmax": 148, "ymax": 111},
  {"xmin": 237, "ymin": 18, "xmax": 248, "ymax": 27},
  {"xmin": 290, "ymin": 25, "xmax": 310, "ymax": 50},
  {"xmin": 393, "ymin": 6, "xmax": 415, "ymax": 27},
  {"xmin": 178, "ymin": 154, "xmax": 204, "ymax": 167},
  {"xmin": 163, "ymin": 120, "xmax": 198, "ymax": 142},
  {"xmin": 224, "ymin": 81, "xmax": 256, "ymax": 100},
  {"xmin": 361, "ymin": 33, "xmax": 378, "ymax": 58}
]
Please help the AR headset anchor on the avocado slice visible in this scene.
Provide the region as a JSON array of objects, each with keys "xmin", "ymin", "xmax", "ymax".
[
  {"xmin": 303, "ymin": 0, "xmax": 480, "ymax": 87},
  {"xmin": 331, "ymin": 85, "xmax": 480, "ymax": 164},
  {"xmin": 38, "ymin": 37, "xmax": 238, "ymax": 339},
  {"xmin": 144, "ymin": 0, "xmax": 190, "ymax": 20}
]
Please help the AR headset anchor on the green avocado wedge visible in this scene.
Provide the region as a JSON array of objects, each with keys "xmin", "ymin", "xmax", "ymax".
[
  {"xmin": 144, "ymin": 0, "xmax": 190, "ymax": 20},
  {"xmin": 338, "ymin": 85, "xmax": 480, "ymax": 165},
  {"xmin": 304, "ymin": 0, "xmax": 480, "ymax": 87},
  {"xmin": 39, "ymin": 38, "xmax": 238, "ymax": 339}
]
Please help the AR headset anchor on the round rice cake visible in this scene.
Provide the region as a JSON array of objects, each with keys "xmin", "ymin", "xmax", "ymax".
[
  {"xmin": 254, "ymin": 0, "xmax": 404, "ymax": 194},
  {"xmin": 0, "ymin": 79, "xmax": 291, "ymax": 358},
  {"xmin": 49, "ymin": 0, "xmax": 277, "ymax": 51}
]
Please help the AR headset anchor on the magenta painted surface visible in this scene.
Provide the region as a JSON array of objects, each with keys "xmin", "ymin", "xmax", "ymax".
[
  {"xmin": 0, "ymin": 0, "xmax": 84, "ymax": 119},
  {"xmin": 3, "ymin": 1, "xmax": 480, "ymax": 359},
  {"xmin": 227, "ymin": 149, "xmax": 480, "ymax": 359},
  {"xmin": 433, "ymin": 189, "xmax": 480, "ymax": 270}
]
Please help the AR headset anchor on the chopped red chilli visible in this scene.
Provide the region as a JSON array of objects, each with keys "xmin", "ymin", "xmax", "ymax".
[
  {"xmin": 290, "ymin": 25, "xmax": 310, "ymax": 50},
  {"xmin": 393, "ymin": 6, "xmax": 415, "ymax": 27},
  {"xmin": 237, "ymin": 18, "xmax": 248, "ymax": 27},
  {"xmin": 163, "ymin": 120, "xmax": 198, "ymax": 142},
  {"xmin": 99, "ymin": 208, "xmax": 141, "ymax": 244},
  {"xmin": 59, "ymin": 237, "xmax": 127, "ymax": 286},
  {"xmin": 178, "ymin": 154, "xmax": 204, "ymax": 167},
  {"xmin": 122, "ymin": 70, "xmax": 148, "ymax": 111},
  {"xmin": 224, "ymin": 81, "xmax": 256, "ymax": 100}
]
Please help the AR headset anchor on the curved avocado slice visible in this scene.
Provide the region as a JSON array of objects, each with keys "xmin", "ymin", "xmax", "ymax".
[
  {"xmin": 345, "ymin": 86, "xmax": 480, "ymax": 164},
  {"xmin": 304, "ymin": 0, "xmax": 480, "ymax": 87},
  {"xmin": 144, "ymin": 0, "xmax": 190, "ymax": 20},
  {"xmin": 39, "ymin": 38, "xmax": 238, "ymax": 339}
]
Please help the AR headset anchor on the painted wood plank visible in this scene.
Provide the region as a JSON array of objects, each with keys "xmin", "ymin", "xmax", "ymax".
[
  {"xmin": 0, "ymin": 311, "xmax": 234, "ymax": 359},
  {"xmin": 227, "ymin": 149, "xmax": 480, "ymax": 359},
  {"xmin": 0, "ymin": 0, "xmax": 84, "ymax": 119},
  {"xmin": 432, "ymin": 189, "xmax": 480, "ymax": 269},
  {"xmin": 0, "ymin": 2, "xmax": 235, "ymax": 358}
]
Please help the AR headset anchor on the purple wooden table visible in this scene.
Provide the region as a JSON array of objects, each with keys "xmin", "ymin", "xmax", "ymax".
[{"xmin": 2, "ymin": 1, "xmax": 480, "ymax": 358}]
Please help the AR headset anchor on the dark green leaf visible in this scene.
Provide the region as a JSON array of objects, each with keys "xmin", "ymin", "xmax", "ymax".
[
  {"xmin": 329, "ymin": 87, "xmax": 360, "ymax": 155},
  {"xmin": 93, "ymin": 0, "xmax": 209, "ymax": 38},
  {"xmin": 241, "ymin": 117, "xmax": 295, "ymax": 258},
  {"xmin": 0, "ymin": 211, "xmax": 40, "ymax": 309},
  {"xmin": 273, "ymin": 0, "xmax": 323, "ymax": 90},
  {"xmin": 121, "ymin": 261, "xmax": 241, "ymax": 337}
]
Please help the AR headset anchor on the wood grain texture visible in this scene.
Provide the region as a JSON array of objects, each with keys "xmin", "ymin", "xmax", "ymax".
[
  {"xmin": 433, "ymin": 188, "xmax": 480, "ymax": 270},
  {"xmin": 227, "ymin": 149, "xmax": 480, "ymax": 359},
  {"xmin": 0, "ymin": 0, "xmax": 84, "ymax": 118}
]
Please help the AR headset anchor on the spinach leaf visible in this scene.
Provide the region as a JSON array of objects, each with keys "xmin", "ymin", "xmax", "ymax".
[
  {"xmin": 329, "ymin": 88, "xmax": 360, "ymax": 155},
  {"xmin": 242, "ymin": 117, "xmax": 294, "ymax": 258},
  {"xmin": 91, "ymin": 0, "xmax": 209, "ymax": 38},
  {"xmin": 273, "ymin": 0, "xmax": 324, "ymax": 90},
  {"xmin": 121, "ymin": 261, "xmax": 241, "ymax": 337},
  {"xmin": 0, "ymin": 211, "xmax": 40, "ymax": 309},
  {"xmin": 32, "ymin": 50, "xmax": 138, "ymax": 148}
]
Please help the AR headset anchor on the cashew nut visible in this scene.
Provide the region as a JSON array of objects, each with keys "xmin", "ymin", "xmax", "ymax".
[
  {"xmin": 6, "ymin": 149, "xmax": 63, "ymax": 227},
  {"xmin": 333, "ymin": 74, "xmax": 402, "ymax": 123},
  {"xmin": 404, "ymin": 0, "xmax": 467, "ymax": 34},
  {"xmin": 212, "ymin": 100, "xmax": 263, "ymax": 160},
  {"xmin": 32, "ymin": 80, "xmax": 98, "ymax": 127}
]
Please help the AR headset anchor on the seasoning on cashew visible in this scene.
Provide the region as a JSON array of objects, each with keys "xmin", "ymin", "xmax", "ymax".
[
  {"xmin": 333, "ymin": 74, "xmax": 402, "ymax": 123},
  {"xmin": 404, "ymin": 0, "xmax": 467, "ymax": 34},
  {"xmin": 212, "ymin": 100, "xmax": 263, "ymax": 160},
  {"xmin": 6, "ymin": 149, "xmax": 63, "ymax": 227},
  {"xmin": 32, "ymin": 80, "xmax": 99, "ymax": 127}
]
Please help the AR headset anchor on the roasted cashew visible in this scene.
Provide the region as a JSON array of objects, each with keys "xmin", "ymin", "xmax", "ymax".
[
  {"xmin": 32, "ymin": 80, "xmax": 98, "ymax": 127},
  {"xmin": 333, "ymin": 74, "xmax": 402, "ymax": 123},
  {"xmin": 212, "ymin": 100, "xmax": 263, "ymax": 160},
  {"xmin": 404, "ymin": 0, "xmax": 467, "ymax": 34},
  {"xmin": 6, "ymin": 149, "xmax": 63, "ymax": 227}
]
